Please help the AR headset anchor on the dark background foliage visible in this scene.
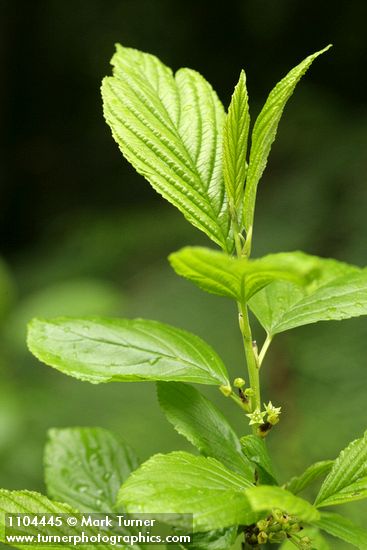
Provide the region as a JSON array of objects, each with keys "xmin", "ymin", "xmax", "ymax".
[
  {"xmin": 2, "ymin": 0, "xmax": 367, "ymax": 255},
  {"xmin": 1, "ymin": 1, "xmax": 367, "ymax": 547}
]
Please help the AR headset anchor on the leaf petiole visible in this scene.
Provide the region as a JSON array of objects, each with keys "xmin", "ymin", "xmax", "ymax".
[
  {"xmin": 258, "ymin": 333, "xmax": 273, "ymax": 368},
  {"xmin": 229, "ymin": 389, "xmax": 251, "ymax": 413}
]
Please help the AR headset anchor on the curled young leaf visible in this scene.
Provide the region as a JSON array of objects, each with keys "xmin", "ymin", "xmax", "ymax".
[
  {"xmin": 223, "ymin": 70, "xmax": 250, "ymax": 213},
  {"xmin": 102, "ymin": 45, "xmax": 233, "ymax": 251},
  {"xmin": 243, "ymin": 45, "xmax": 331, "ymax": 233}
]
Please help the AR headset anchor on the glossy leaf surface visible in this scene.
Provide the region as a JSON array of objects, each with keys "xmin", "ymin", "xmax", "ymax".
[
  {"xmin": 244, "ymin": 485, "xmax": 320, "ymax": 523},
  {"xmin": 28, "ymin": 317, "xmax": 229, "ymax": 386},
  {"xmin": 170, "ymin": 247, "xmax": 319, "ymax": 302},
  {"xmin": 249, "ymin": 255, "xmax": 367, "ymax": 335},
  {"xmin": 174, "ymin": 527, "xmax": 238, "ymax": 550},
  {"xmin": 45, "ymin": 427, "xmax": 139, "ymax": 512},
  {"xmin": 117, "ymin": 451, "xmax": 256, "ymax": 531}
]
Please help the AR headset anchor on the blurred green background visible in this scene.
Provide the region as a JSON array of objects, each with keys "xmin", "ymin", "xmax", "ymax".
[{"xmin": 1, "ymin": 1, "xmax": 367, "ymax": 547}]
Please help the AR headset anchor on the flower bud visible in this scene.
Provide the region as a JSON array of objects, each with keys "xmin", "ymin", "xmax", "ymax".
[
  {"xmin": 219, "ymin": 384, "xmax": 232, "ymax": 397},
  {"xmin": 234, "ymin": 377, "xmax": 246, "ymax": 388},
  {"xmin": 256, "ymin": 519, "xmax": 268, "ymax": 531},
  {"xmin": 278, "ymin": 513, "xmax": 289, "ymax": 525},
  {"xmin": 267, "ymin": 413, "xmax": 280, "ymax": 425}
]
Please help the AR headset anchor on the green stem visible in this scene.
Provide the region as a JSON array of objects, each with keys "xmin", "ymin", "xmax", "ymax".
[
  {"xmin": 238, "ymin": 302, "xmax": 261, "ymax": 416},
  {"xmin": 230, "ymin": 209, "xmax": 261, "ymax": 425}
]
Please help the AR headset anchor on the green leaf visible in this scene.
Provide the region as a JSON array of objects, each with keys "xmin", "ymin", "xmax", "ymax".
[
  {"xmin": 177, "ymin": 526, "xmax": 238, "ymax": 550},
  {"xmin": 27, "ymin": 317, "xmax": 229, "ymax": 386},
  {"xmin": 223, "ymin": 70, "xmax": 250, "ymax": 211},
  {"xmin": 157, "ymin": 382, "xmax": 254, "ymax": 479},
  {"xmin": 0, "ymin": 490, "xmax": 96, "ymax": 550},
  {"xmin": 249, "ymin": 254, "xmax": 365, "ymax": 336},
  {"xmin": 240, "ymin": 435, "xmax": 277, "ymax": 484},
  {"xmin": 316, "ymin": 511, "xmax": 367, "ymax": 549},
  {"xmin": 279, "ymin": 527, "xmax": 330, "ymax": 549},
  {"xmin": 315, "ymin": 432, "xmax": 367, "ymax": 507},
  {"xmin": 44, "ymin": 427, "xmax": 139, "ymax": 512},
  {"xmin": 270, "ymin": 271, "xmax": 367, "ymax": 334},
  {"xmin": 102, "ymin": 45, "xmax": 232, "ymax": 251},
  {"xmin": 244, "ymin": 485, "xmax": 319, "ymax": 523},
  {"xmin": 170, "ymin": 247, "xmax": 319, "ymax": 302},
  {"xmin": 243, "ymin": 45, "xmax": 331, "ymax": 233},
  {"xmin": 117, "ymin": 451, "xmax": 256, "ymax": 532},
  {"xmin": 284, "ymin": 460, "xmax": 334, "ymax": 495}
]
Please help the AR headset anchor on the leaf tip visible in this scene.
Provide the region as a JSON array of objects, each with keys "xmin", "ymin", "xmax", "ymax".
[
  {"xmin": 315, "ymin": 44, "xmax": 333, "ymax": 58},
  {"xmin": 239, "ymin": 68, "xmax": 247, "ymax": 83},
  {"xmin": 26, "ymin": 316, "xmax": 41, "ymax": 339}
]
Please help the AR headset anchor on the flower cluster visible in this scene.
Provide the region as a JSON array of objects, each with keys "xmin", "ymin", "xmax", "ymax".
[
  {"xmin": 246, "ymin": 401, "xmax": 282, "ymax": 427},
  {"xmin": 244, "ymin": 510, "xmax": 311, "ymax": 548}
]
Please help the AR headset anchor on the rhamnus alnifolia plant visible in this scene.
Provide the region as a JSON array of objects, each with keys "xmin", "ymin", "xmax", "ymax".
[{"xmin": 1, "ymin": 44, "xmax": 367, "ymax": 550}]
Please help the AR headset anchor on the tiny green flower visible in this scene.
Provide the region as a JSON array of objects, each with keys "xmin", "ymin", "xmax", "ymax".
[
  {"xmin": 246, "ymin": 408, "xmax": 266, "ymax": 425},
  {"xmin": 264, "ymin": 401, "xmax": 282, "ymax": 425},
  {"xmin": 264, "ymin": 401, "xmax": 282, "ymax": 416},
  {"xmin": 257, "ymin": 531, "xmax": 268, "ymax": 544}
]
